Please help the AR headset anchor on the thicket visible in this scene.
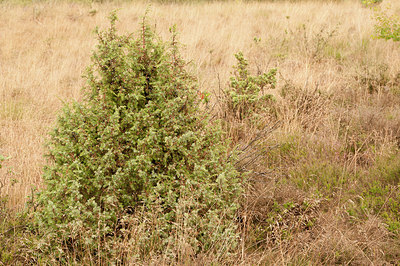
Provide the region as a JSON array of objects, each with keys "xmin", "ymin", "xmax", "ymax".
[{"xmin": 30, "ymin": 12, "xmax": 242, "ymax": 263}]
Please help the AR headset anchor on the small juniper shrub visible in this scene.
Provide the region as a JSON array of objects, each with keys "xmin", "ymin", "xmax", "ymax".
[
  {"xmin": 31, "ymin": 12, "xmax": 242, "ymax": 263},
  {"xmin": 218, "ymin": 52, "xmax": 277, "ymax": 142}
]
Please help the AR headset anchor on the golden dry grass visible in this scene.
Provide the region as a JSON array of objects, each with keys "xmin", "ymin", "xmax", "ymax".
[{"xmin": 1, "ymin": 0, "xmax": 400, "ymax": 263}]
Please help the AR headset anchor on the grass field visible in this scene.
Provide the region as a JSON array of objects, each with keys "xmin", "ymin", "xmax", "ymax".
[{"xmin": 1, "ymin": 0, "xmax": 400, "ymax": 264}]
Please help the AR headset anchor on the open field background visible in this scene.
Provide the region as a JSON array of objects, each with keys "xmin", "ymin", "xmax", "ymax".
[{"xmin": 1, "ymin": 0, "xmax": 400, "ymax": 264}]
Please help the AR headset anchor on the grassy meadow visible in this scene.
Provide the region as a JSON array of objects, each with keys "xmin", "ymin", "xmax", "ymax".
[{"xmin": 1, "ymin": 0, "xmax": 400, "ymax": 264}]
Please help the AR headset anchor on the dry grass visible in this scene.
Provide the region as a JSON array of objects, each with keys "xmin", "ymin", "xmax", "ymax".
[{"xmin": 1, "ymin": 0, "xmax": 400, "ymax": 264}]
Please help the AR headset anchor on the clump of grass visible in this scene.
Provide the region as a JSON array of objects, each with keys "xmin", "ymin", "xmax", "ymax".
[{"xmin": 345, "ymin": 154, "xmax": 400, "ymax": 235}]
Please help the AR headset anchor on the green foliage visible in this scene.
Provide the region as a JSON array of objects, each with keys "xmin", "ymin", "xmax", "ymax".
[
  {"xmin": 0, "ymin": 204, "xmax": 33, "ymax": 265},
  {"xmin": 32, "ymin": 12, "xmax": 242, "ymax": 262},
  {"xmin": 224, "ymin": 52, "xmax": 277, "ymax": 122},
  {"xmin": 362, "ymin": 0, "xmax": 383, "ymax": 8},
  {"xmin": 362, "ymin": 182, "xmax": 400, "ymax": 234},
  {"xmin": 345, "ymin": 154, "xmax": 400, "ymax": 235},
  {"xmin": 0, "ymin": 154, "xmax": 7, "ymax": 169},
  {"xmin": 373, "ymin": 6, "xmax": 400, "ymax": 42},
  {"xmin": 290, "ymin": 162, "xmax": 349, "ymax": 195},
  {"xmin": 361, "ymin": 156, "xmax": 400, "ymax": 234},
  {"xmin": 215, "ymin": 52, "xmax": 277, "ymax": 143},
  {"xmin": 264, "ymin": 135, "xmax": 307, "ymax": 169}
]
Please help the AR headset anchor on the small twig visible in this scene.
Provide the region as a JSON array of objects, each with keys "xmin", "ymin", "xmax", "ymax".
[
  {"xmin": 240, "ymin": 120, "xmax": 280, "ymax": 153},
  {"xmin": 227, "ymin": 120, "xmax": 280, "ymax": 163},
  {"xmin": 0, "ymin": 225, "xmax": 27, "ymax": 238}
]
